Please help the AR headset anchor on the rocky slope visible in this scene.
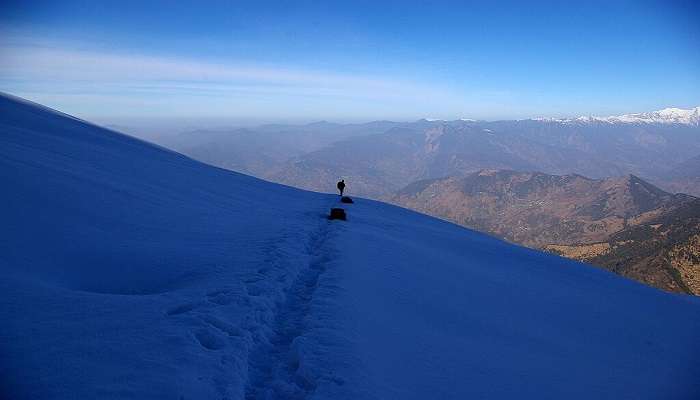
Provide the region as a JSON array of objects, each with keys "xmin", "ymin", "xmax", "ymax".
[
  {"xmin": 392, "ymin": 170, "xmax": 690, "ymax": 247},
  {"xmin": 392, "ymin": 170, "xmax": 700, "ymax": 294},
  {"xmin": 548, "ymin": 199, "xmax": 700, "ymax": 295}
]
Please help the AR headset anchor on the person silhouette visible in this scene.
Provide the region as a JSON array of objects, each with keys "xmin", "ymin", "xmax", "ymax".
[{"xmin": 337, "ymin": 179, "xmax": 346, "ymax": 196}]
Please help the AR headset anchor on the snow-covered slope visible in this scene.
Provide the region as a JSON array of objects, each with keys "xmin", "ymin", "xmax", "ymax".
[{"xmin": 1, "ymin": 93, "xmax": 699, "ymax": 399}]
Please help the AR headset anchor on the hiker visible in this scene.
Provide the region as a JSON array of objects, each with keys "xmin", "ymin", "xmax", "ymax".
[{"xmin": 337, "ymin": 179, "xmax": 346, "ymax": 196}]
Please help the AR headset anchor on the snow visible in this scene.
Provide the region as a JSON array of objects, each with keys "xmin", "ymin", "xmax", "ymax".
[
  {"xmin": 594, "ymin": 106, "xmax": 700, "ymax": 124},
  {"xmin": 1, "ymin": 92, "xmax": 700, "ymax": 399},
  {"xmin": 533, "ymin": 106, "xmax": 700, "ymax": 125}
]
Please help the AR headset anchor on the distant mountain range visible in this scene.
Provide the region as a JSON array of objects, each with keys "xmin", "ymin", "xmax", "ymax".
[
  {"xmin": 273, "ymin": 114, "xmax": 700, "ymax": 196},
  {"xmin": 391, "ymin": 170, "xmax": 699, "ymax": 294}
]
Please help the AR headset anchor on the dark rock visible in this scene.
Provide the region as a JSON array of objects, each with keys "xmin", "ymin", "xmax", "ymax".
[
  {"xmin": 329, "ymin": 208, "xmax": 347, "ymax": 220},
  {"xmin": 340, "ymin": 196, "xmax": 354, "ymax": 204}
]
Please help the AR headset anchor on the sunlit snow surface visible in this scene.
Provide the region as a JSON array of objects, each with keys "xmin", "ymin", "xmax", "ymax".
[{"xmin": 1, "ymin": 93, "xmax": 699, "ymax": 399}]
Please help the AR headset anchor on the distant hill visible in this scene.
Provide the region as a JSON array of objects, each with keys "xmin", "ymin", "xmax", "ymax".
[
  {"xmin": 158, "ymin": 121, "xmax": 400, "ymax": 178},
  {"xmin": 392, "ymin": 170, "xmax": 699, "ymax": 294},
  {"xmin": 393, "ymin": 170, "xmax": 691, "ymax": 247}
]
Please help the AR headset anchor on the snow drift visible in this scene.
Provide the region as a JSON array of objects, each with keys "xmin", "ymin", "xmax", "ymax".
[{"xmin": 1, "ymin": 93, "xmax": 699, "ymax": 399}]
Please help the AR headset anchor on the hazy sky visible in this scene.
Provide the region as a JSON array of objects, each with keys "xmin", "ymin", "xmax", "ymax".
[{"xmin": 1, "ymin": 0, "xmax": 699, "ymax": 123}]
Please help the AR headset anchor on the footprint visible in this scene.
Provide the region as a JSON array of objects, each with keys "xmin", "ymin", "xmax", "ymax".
[{"xmin": 194, "ymin": 328, "xmax": 227, "ymax": 350}]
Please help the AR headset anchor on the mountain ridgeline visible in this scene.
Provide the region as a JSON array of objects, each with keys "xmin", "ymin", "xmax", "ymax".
[{"xmin": 159, "ymin": 111, "xmax": 700, "ymax": 198}]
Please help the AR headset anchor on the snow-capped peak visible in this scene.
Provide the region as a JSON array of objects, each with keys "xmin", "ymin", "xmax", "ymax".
[
  {"xmin": 598, "ymin": 107, "xmax": 700, "ymax": 125},
  {"xmin": 575, "ymin": 107, "xmax": 700, "ymax": 125},
  {"xmin": 534, "ymin": 106, "xmax": 700, "ymax": 125}
]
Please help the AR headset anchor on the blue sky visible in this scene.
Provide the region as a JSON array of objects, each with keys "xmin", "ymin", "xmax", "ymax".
[{"xmin": 1, "ymin": 0, "xmax": 698, "ymax": 123}]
